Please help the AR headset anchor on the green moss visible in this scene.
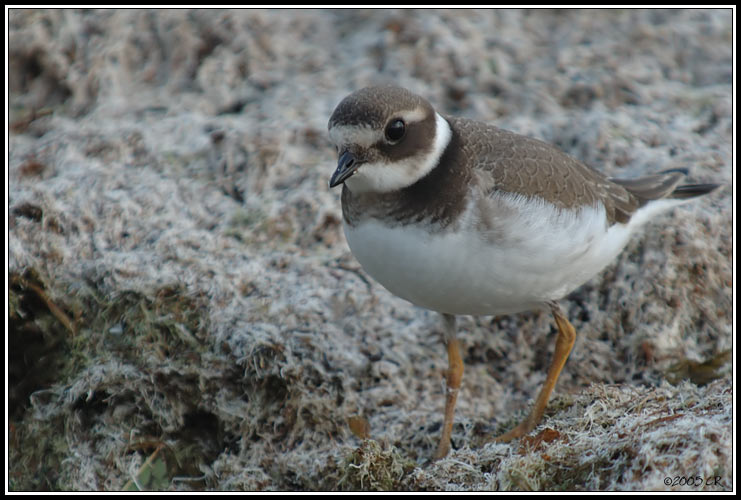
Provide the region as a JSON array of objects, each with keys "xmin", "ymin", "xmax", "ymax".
[
  {"xmin": 546, "ymin": 447, "xmax": 634, "ymax": 491},
  {"xmin": 225, "ymin": 207, "xmax": 294, "ymax": 246},
  {"xmin": 665, "ymin": 350, "xmax": 731, "ymax": 386},
  {"xmin": 69, "ymin": 283, "xmax": 209, "ymax": 367},
  {"xmin": 337, "ymin": 440, "xmax": 416, "ymax": 491},
  {"xmin": 123, "ymin": 448, "xmax": 171, "ymax": 491},
  {"xmin": 8, "ymin": 269, "xmax": 212, "ymax": 490},
  {"xmin": 9, "ymin": 414, "xmax": 70, "ymax": 490},
  {"xmin": 8, "ymin": 269, "xmax": 72, "ymax": 419}
]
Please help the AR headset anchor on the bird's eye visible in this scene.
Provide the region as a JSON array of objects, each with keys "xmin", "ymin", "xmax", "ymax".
[{"xmin": 385, "ymin": 119, "xmax": 406, "ymax": 142}]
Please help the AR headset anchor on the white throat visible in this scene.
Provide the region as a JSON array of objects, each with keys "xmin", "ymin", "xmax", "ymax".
[{"xmin": 345, "ymin": 112, "xmax": 452, "ymax": 194}]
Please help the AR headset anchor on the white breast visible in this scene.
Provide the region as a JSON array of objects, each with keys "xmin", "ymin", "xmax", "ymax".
[{"xmin": 343, "ymin": 193, "xmax": 642, "ymax": 316}]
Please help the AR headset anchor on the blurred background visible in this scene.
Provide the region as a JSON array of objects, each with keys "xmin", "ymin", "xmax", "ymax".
[{"xmin": 8, "ymin": 9, "xmax": 733, "ymax": 491}]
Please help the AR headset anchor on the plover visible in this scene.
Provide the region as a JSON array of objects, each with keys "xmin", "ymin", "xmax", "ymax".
[{"xmin": 327, "ymin": 85, "xmax": 720, "ymax": 459}]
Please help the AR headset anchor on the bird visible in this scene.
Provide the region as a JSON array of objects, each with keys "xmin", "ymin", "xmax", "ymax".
[{"xmin": 327, "ymin": 85, "xmax": 720, "ymax": 459}]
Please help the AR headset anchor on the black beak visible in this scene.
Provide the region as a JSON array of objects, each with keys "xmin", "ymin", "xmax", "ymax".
[{"xmin": 329, "ymin": 150, "xmax": 361, "ymax": 188}]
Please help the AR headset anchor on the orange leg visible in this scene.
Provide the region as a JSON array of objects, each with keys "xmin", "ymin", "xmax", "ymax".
[
  {"xmin": 494, "ymin": 302, "xmax": 576, "ymax": 442},
  {"xmin": 434, "ymin": 314, "xmax": 464, "ymax": 459}
]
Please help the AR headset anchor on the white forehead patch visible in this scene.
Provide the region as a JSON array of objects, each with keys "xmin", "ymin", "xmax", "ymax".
[
  {"xmin": 329, "ymin": 105, "xmax": 429, "ymax": 148},
  {"xmin": 397, "ymin": 106, "xmax": 427, "ymax": 124},
  {"xmin": 328, "ymin": 124, "xmax": 379, "ymax": 149}
]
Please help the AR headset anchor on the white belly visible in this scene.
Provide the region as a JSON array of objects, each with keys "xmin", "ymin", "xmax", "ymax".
[{"xmin": 343, "ymin": 197, "xmax": 637, "ymax": 316}]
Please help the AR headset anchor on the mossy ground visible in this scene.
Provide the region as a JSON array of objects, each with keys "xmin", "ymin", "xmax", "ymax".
[{"xmin": 8, "ymin": 8, "xmax": 732, "ymax": 491}]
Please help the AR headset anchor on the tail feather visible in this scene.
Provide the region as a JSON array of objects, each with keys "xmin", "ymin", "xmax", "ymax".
[
  {"xmin": 610, "ymin": 171, "xmax": 685, "ymax": 204},
  {"xmin": 610, "ymin": 169, "xmax": 722, "ymax": 206},
  {"xmin": 669, "ymin": 183, "xmax": 723, "ymax": 199}
]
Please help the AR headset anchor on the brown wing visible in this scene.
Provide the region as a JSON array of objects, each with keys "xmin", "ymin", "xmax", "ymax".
[{"xmin": 449, "ymin": 116, "xmax": 640, "ymax": 224}]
